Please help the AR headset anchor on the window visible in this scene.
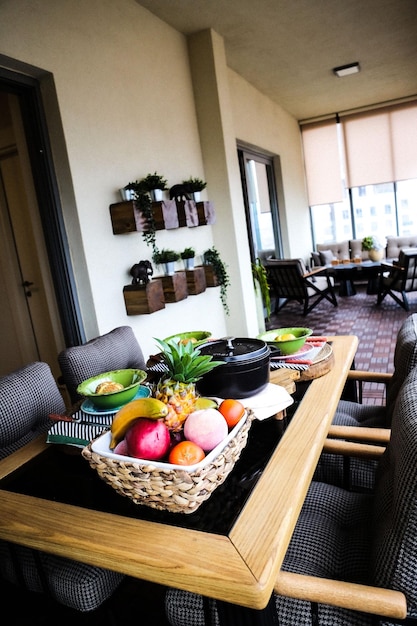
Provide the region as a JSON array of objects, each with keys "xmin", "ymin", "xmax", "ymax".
[{"xmin": 302, "ymin": 101, "xmax": 417, "ymax": 245}]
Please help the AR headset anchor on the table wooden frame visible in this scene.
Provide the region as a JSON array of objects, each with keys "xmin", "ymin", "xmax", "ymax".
[{"xmin": 0, "ymin": 336, "xmax": 357, "ymax": 610}]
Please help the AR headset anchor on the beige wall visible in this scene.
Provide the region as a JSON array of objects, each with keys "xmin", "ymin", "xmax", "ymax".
[{"xmin": 0, "ymin": 0, "xmax": 310, "ymax": 359}]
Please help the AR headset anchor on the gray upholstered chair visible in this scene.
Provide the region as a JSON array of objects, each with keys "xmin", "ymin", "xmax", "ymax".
[
  {"xmin": 265, "ymin": 258, "xmax": 337, "ymax": 316},
  {"xmin": 0, "ymin": 361, "xmax": 125, "ymax": 614},
  {"xmin": 165, "ymin": 365, "xmax": 417, "ymax": 625},
  {"xmin": 315, "ymin": 313, "xmax": 417, "ymax": 490},
  {"xmin": 58, "ymin": 325, "xmax": 146, "ymax": 405},
  {"xmin": 377, "ymin": 248, "xmax": 417, "ymax": 311}
]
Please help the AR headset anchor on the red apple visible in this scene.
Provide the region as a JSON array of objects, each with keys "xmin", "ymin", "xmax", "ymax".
[{"xmin": 125, "ymin": 418, "xmax": 170, "ymax": 461}]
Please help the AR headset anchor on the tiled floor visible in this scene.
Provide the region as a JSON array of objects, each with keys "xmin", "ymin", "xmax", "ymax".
[{"xmin": 267, "ymin": 283, "xmax": 416, "ymax": 405}]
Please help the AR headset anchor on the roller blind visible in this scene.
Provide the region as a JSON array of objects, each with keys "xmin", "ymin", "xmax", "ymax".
[
  {"xmin": 301, "ymin": 100, "xmax": 417, "ymax": 203},
  {"xmin": 301, "ymin": 120, "xmax": 344, "ymax": 206}
]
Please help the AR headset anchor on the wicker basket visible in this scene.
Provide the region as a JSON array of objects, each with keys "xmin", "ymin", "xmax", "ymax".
[{"xmin": 82, "ymin": 410, "xmax": 254, "ymax": 514}]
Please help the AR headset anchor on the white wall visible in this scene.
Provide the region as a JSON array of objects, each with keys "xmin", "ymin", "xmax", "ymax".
[{"xmin": 0, "ymin": 0, "xmax": 311, "ymax": 360}]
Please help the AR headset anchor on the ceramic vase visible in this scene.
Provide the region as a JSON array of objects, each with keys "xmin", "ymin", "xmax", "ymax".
[{"xmin": 368, "ymin": 248, "xmax": 383, "ymax": 262}]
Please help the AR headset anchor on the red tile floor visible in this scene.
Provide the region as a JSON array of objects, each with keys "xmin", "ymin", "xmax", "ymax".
[{"xmin": 266, "ymin": 283, "xmax": 415, "ymax": 405}]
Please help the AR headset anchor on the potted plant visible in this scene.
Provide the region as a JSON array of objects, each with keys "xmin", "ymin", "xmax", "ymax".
[
  {"xmin": 203, "ymin": 247, "xmax": 230, "ymax": 314},
  {"xmin": 140, "ymin": 172, "xmax": 168, "ymax": 201},
  {"xmin": 252, "ymin": 259, "xmax": 271, "ymax": 320},
  {"xmin": 362, "ymin": 235, "xmax": 385, "ymax": 262},
  {"xmin": 180, "ymin": 247, "xmax": 196, "ymax": 270},
  {"xmin": 153, "ymin": 248, "xmax": 180, "ymax": 276},
  {"xmin": 182, "ymin": 176, "xmax": 207, "ymax": 202}
]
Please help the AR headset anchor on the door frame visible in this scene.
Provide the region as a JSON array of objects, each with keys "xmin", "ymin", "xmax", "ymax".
[
  {"xmin": 237, "ymin": 143, "xmax": 283, "ymax": 262},
  {"xmin": 0, "ymin": 63, "xmax": 85, "ymax": 347}
]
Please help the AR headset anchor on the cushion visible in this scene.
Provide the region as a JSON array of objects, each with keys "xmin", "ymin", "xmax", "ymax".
[{"xmin": 319, "ymin": 249, "xmax": 335, "ymax": 265}]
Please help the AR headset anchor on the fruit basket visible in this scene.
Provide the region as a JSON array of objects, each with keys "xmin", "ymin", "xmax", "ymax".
[{"xmin": 82, "ymin": 409, "xmax": 254, "ymax": 514}]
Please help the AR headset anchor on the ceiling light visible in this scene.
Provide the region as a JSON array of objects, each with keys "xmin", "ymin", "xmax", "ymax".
[{"xmin": 333, "ymin": 62, "xmax": 360, "ymax": 77}]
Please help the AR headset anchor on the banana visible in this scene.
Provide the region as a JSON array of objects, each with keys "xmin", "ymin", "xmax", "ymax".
[{"xmin": 110, "ymin": 398, "xmax": 168, "ymax": 449}]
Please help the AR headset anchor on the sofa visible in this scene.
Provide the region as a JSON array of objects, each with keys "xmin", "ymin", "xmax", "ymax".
[{"xmin": 312, "ymin": 235, "xmax": 417, "ymax": 267}]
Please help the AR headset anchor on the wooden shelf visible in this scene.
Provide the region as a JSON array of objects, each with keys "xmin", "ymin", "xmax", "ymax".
[
  {"xmin": 159, "ymin": 271, "xmax": 188, "ymax": 303},
  {"xmin": 109, "ymin": 200, "xmax": 216, "ymax": 234},
  {"xmin": 185, "ymin": 267, "xmax": 206, "ymax": 295},
  {"xmin": 123, "ymin": 280, "xmax": 165, "ymax": 315}
]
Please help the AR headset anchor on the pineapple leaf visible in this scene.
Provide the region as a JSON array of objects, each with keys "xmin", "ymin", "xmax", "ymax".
[{"xmin": 154, "ymin": 337, "xmax": 224, "ymax": 383}]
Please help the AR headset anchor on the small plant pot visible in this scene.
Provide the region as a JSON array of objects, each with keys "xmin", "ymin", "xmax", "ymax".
[
  {"xmin": 120, "ymin": 188, "xmax": 135, "ymax": 201},
  {"xmin": 164, "ymin": 261, "xmax": 176, "ymax": 276},
  {"xmin": 150, "ymin": 189, "xmax": 164, "ymax": 202},
  {"xmin": 368, "ymin": 249, "xmax": 383, "ymax": 262},
  {"xmin": 191, "ymin": 191, "xmax": 201, "ymax": 202},
  {"xmin": 184, "ymin": 257, "xmax": 195, "ymax": 270}
]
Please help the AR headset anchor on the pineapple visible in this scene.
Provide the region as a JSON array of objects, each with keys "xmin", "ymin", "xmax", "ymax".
[{"xmin": 154, "ymin": 338, "xmax": 223, "ymax": 431}]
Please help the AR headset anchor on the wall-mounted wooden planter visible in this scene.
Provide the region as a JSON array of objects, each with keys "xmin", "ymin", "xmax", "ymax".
[
  {"xmin": 200, "ymin": 265, "xmax": 219, "ymax": 287},
  {"xmin": 159, "ymin": 271, "xmax": 188, "ymax": 303},
  {"xmin": 123, "ymin": 280, "xmax": 165, "ymax": 315},
  {"xmin": 185, "ymin": 267, "xmax": 206, "ymax": 295},
  {"xmin": 109, "ymin": 200, "xmax": 216, "ymax": 234}
]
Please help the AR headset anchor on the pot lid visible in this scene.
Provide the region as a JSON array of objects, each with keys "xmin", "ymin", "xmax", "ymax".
[{"xmin": 199, "ymin": 337, "xmax": 270, "ymax": 362}]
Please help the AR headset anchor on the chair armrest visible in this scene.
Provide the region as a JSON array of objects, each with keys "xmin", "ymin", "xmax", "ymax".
[
  {"xmin": 346, "ymin": 370, "xmax": 392, "ymax": 385},
  {"xmin": 327, "ymin": 424, "xmax": 391, "ymax": 443},
  {"xmin": 323, "ymin": 438, "xmax": 386, "ymax": 458},
  {"xmin": 303, "ymin": 266, "xmax": 327, "ymax": 278},
  {"xmin": 275, "ymin": 571, "xmax": 407, "ymax": 619}
]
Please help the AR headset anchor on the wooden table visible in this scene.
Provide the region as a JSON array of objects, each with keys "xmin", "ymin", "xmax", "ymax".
[{"xmin": 0, "ymin": 335, "xmax": 357, "ymax": 612}]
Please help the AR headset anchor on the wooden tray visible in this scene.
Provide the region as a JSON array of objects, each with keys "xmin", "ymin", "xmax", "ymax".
[{"xmin": 299, "ymin": 342, "xmax": 334, "ymax": 381}]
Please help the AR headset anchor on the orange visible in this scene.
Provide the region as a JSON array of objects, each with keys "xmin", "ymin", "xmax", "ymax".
[
  {"xmin": 168, "ymin": 440, "xmax": 205, "ymax": 465},
  {"xmin": 219, "ymin": 399, "xmax": 245, "ymax": 428}
]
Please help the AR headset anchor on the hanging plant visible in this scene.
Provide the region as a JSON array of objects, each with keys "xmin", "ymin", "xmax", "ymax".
[
  {"xmin": 125, "ymin": 181, "xmax": 157, "ymax": 253},
  {"xmin": 252, "ymin": 258, "xmax": 271, "ymax": 319},
  {"xmin": 203, "ymin": 247, "xmax": 230, "ymax": 315}
]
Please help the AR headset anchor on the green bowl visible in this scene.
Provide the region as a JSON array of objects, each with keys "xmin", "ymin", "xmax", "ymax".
[
  {"xmin": 163, "ymin": 331, "xmax": 212, "ymax": 347},
  {"xmin": 258, "ymin": 327, "xmax": 313, "ymax": 355},
  {"xmin": 76, "ymin": 369, "xmax": 147, "ymax": 409}
]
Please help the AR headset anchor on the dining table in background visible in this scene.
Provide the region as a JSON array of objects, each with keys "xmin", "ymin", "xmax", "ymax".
[{"xmin": 0, "ymin": 335, "xmax": 358, "ymax": 624}]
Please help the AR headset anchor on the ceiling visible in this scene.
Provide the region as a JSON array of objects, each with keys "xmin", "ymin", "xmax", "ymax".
[{"xmin": 136, "ymin": 0, "xmax": 417, "ymax": 121}]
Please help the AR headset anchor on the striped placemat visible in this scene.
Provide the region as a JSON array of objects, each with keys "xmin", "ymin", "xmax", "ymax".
[{"xmin": 47, "ymin": 409, "xmax": 113, "ymax": 448}]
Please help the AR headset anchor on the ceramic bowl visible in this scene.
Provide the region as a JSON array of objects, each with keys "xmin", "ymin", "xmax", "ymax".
[
  {"xmin": 163, "ymin": 331, "xmax": 212, "ymax": 346},
  {"xmin": 257, "ymin": 327, "xmax": 313, "ymax": 355},
  {"xmin": 77, "ymin": 369, "xmax": 147, "ymax": 409}
]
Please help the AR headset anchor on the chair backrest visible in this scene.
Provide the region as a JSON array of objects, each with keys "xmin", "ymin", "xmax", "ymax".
[
  {"xmin": 58, "ymin": 326, "xmax": 146, "ymax": 404},
  {"xmin": 372, "ymin": 365, "xmax": 417, "ymax": 612},
  {"xmin": 400, "ymin": 248, "xmax": 417, "ymax": 288},
  {"xmin": 385, "ymin": 313, "xmax": 417, "ymax": 425},
  {"xmin": 386, "ymin": 235, "xmax": 417, "ymax": 260},
  {"xmin": 0, "ymin": 362, "xmax": 65, "ymax": 460},
  {"xmin": 265, "ymin": 259, "xmax": 308, "ymax": 300}
]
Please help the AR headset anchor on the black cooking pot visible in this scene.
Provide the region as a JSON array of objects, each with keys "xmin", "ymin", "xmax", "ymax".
[{"xmin": 196, "ymin": 337, "xmax": 270, "ymax": 399}]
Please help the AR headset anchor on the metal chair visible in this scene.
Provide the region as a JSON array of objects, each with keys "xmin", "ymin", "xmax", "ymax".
[
  {"xmin": 165, "ymin": 366, "xmax": 417, "ymax": 625},
  {"xmin": 0, "ymin": 362, "xmax": 125, "ymax": 615},
  {"xmin": 377, "ymin": 247, "xmax": 417, "ymax": 311},
  {"xmin": 58, "ymin": 326, "xmax": 146, "ymax": 405},
  {"xmin": 265, "ymin": 258, "xmax": 338, "ymax": 316}
]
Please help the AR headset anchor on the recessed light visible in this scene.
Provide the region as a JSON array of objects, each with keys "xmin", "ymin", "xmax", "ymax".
[{"xmin": 333, "ymin": 62, "xmax": 360, "ymax": 77}]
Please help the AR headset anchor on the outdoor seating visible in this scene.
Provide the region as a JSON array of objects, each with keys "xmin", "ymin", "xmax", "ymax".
[
  {"xmin": 265, "ymin": 258, "xmax": 337, "ymax": 316},
  {"xmin": 58, "ymin": 325, "xmax": 146, "ymax": 404},
  {"xmin": 377, "ymin": 248, "xmax": 417, "ymax": 311},
  {"xmin": 165, "ymin": 365, "xmax": 417, "ymax": 625},
  {"xmin": 0, "ymin": 361, "xmax": 125, "ymax": 614}
]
